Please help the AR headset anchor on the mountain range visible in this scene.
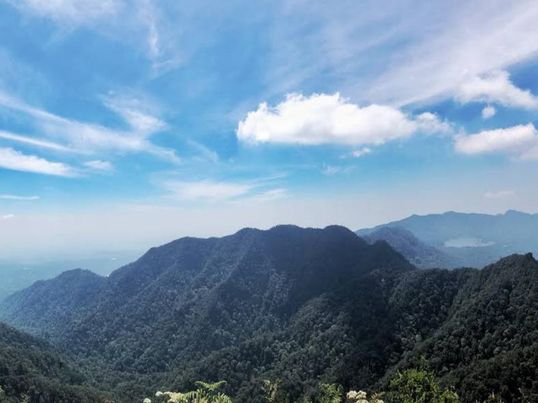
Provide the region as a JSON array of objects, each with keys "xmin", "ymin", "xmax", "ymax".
[
  {"xmin": 0, "ymin": 224, "xmax": 537, "ymax": 402},
  {"xmin": 357, "ymin": 210, "xmax": 538, "ymax": 268}
]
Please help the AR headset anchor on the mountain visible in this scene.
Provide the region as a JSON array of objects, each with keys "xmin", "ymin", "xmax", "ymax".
[
  {"xmin": 0, "ymin": 251, "xmax": 141, "ymax": 301},
  {"xmin": 361, "ymin": 226, "xmax": 458, "ymax": 268},
  {"xmin": 0, "ymin": 321, "xmax": 107, "ymax": 402},
  {"xmin": 357, "ymin": 210, "xmax": 538, "ymax": 268},
  {"xmin": 1, "ymin": 225, "xmax": 538, "ymax": 402},
  {"xmin": 0, "ymin": 225, "xmax": 413, "ymax": 400},
  {"xmin": 390, "ymin": 253, "xmax": 538, "ymax": 402},
  {"xmin": 0, "ymin": 269, "xmax": 107, "ymax": 337}
]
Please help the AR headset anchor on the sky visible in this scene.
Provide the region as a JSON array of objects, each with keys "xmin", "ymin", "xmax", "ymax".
[{"xmin": 1, "ymin": 0, "xmax": 538, "ymax": 260}]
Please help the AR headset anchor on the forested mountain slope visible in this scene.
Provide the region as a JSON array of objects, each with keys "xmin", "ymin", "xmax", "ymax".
[
  {"xmin": 361, "ymin": 226, "xmax": 458, "ymax": 268},
  {"xmin": 0, "ymin": 322, "xmax": 107, "ymax": 403},
  {"xmin": 1, "ymin": 226, "xmax": 537, "ymax": 402}
]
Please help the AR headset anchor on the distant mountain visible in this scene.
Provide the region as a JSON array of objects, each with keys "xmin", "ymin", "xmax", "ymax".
[
  {"xmin": 0, "ymin": 269, "xmax": 107, "ymax": 337},
  {"xmin": 0, "ymin": 251, "xmax": 140, "ymax": 301},
  {"xmin": 0, "ymin": 321, "xmax": 106, "ymax": 402},
  {"xmin": 361, "ymin": 226, "xmax": 458, "ymax": 268},
  {"xmin": 1, "ymin": 225, "xmax": 538, "ymax": 402},
  {"xmin": 358, "ymin": 210, "xmax": 538, "ymax": 268}
]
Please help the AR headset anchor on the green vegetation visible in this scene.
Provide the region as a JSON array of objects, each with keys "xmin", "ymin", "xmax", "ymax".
[
  {"xmin": 146, "ymin": 381, "xmax": 232, "ymax": 403},
  {"xmin": 0, "ymin": 322, "xmax": 107, "ymax": 402},
  {"xmin": 0, "ymin": 227, "xmax": 537, "ymax": 402}
]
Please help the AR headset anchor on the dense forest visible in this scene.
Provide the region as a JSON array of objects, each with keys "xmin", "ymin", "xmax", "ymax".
[
  {"xmin": 0, "ymin": 322, "xmax": 107, "ymax": 402},
  {"xmin": 0, "ymin": 225, "xmax": 537, "ymax": 402}
]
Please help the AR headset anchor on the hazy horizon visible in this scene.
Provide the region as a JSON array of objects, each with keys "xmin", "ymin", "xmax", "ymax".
[{"xmin": 1, "ymin": 0, "xmax": 538, "ymax": 262}]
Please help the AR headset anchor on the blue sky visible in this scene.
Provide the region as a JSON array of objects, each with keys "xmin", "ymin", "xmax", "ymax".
[{"xmin": 1, "ymin": 0, "xmax": 538, "ymax": 259}]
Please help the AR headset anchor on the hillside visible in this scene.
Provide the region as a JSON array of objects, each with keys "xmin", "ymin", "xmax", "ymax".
[
  {"xmin": 1, "ymin": 226, "xmax": 537, "ymax": 402},
  {"xmin": 0, "ymin": 321, "xmax": 107, "ymax": 403},
  {"xmin": 360, "ymin": 226, "xmax": 458, "ymax": 268},
  {"xmin": 358, "ymin": 210, "xmax": 538, "ymax": 268}
]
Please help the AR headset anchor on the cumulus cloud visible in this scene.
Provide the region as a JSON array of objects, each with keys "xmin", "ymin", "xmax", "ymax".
[
  {"xmin": 237, "ymin": 93, "xmax": 449, "ymax": 146},
  {"xmin": 454, "ymin": 123, "xmax": 538, "ymax": 159},
  {"xmin": 457, "ymin": 70, "xmax": 538, "ymax": 110},
  {"xmin": 0, "ymin": 147, "xmax": 76, "ymax": 176},
  {"xmin": 481, "ymin": 105, "xmax": 496, "ymax": 119}
]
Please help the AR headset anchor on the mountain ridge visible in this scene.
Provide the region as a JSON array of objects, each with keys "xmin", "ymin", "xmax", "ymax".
[
  {"xmin": 357, "ymin": 210, "xmax": 538, "ymax": 268},
  {"xmin": 1, "ymin": 226, "xmax": 537, "ymax": 402}
]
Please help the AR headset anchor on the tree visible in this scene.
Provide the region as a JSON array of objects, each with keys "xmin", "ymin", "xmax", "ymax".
[
  {"xmin": 150, "ymin": 381, "xmax": 232, "ymax": 403},
  {"xmin": 387, "ymin": 369, "xmax": 460, "ymax": 403}
]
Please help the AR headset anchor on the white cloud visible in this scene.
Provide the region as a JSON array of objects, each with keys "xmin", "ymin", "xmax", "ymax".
[
  {"xmin": 350, "ymin": 147, "xmax": 372, "ymax": 158},
  {"xmin": 5, "ymin": 0, "xmax": 183, "ymax": 74},
  {"xmin": 0, "ymin": 91, "xmax": 179, "ymax": 163},
  {"xmin": 365, "ymin": 1, "xmax": 538, "ymax": 106},
  {"xmin": 0, "ymin": 147, "xmax": 76, "ymax": 176},
  {"xmin": 237, "ymin": 93, "xmax": 448, "ymax": 146},
  {"xmin": 481, "ymin": 105, "xmax": 496, "ymax": 119},
  {"xmin": 164, "ymin": 180, "xmax": 253, "ymax": 201},
  {"xmin": 457, "ymin": 70, "xmax": 538, "ymax": 110},
  {"xmin": 454, "ymin": 123, "xmax": 538, "ymax": 159},
  {"xmin": 103, "ymin": 93, "xmax": 166, "ymax": 135},
  {"xmin": 0, "ymin": 130, "xmax": 76, "ymax": 153},
  {"xmin": 84, "ymin": 160, "xmax": 114, "ymax": 172},
  {"xmin": 7, "ymin": 0, "xmax": 123, "ymax": 25},
  {"xmin": 484, "ymin": 190, "xmax": 515, "ymax": 199},
  {"xmin": 249, "ymin": 188, "xmax": 287, "ymax": 202},
  {"xmin": 0, "ymin": 194, "xmax": 39, "ymax": 201},
  {"xmin": 0, "ymin": 214, "xmax": 15, "ymax": 220},
  {"xmin": 415, "ymin": 112, "xmax": 452, "ymax": 134}
]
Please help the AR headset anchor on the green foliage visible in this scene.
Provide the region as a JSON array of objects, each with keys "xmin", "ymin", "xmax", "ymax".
[
  {"xmin": 151, "ymin": 381, "xmax": 232, "ymax": 403},
  {"xmin": 317, "ymin": 383, "xmax": 343, "ymax": 403},
  {"xmin": 0, "ymin": 322, "xmax": 107, "ymax": 402},
  {"xmin": 387, "ymin": 368, "xmax": 460, "ymax": 403},
  {"xmin": 1, "ymin": 227, "xmax": 538, "ymax": 402}
]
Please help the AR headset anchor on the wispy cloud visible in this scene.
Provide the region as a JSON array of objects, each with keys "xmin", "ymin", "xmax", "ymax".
[
  {"xmin": 162, "ymin": 174, "xmax": 287, "ymax": 203},
  {"xmin": 484, "ymin": 190, "xmax": 515, "ymax": 199},
  {"xmin": 83, "ymin": 160, "xmax": 114, "ymax": 172},
  {"xmin": 0, "ymin": 91, "xmax": 179, "ymax": 163},
  {"xmin": 0, "ymin": 147, "xmax": 76, "ymax": 177},
  {"xmin": 164, "ymin": 180, "xmax": 253, "ymax": 201},
  {"xmin": 350, "ymin": 148, "xmax": 372, "ymax": 158},
  {"xmin": 6, "ymin": 0, "xmax": 123, "ymax": 26},
  {"xmin": 0, "ymin": 214, "xmax": 15, "ymax": 220},
  {"xmin": 5, "ymin": 0, "xmax": 183, "ymax": 74},
  {"xmin": 0, "ymin": 194, "xmax": 40, "ymax": 201},
  {"xmin": 0, "ymin": 130, "xmax": 76, "ymax": 153},
  {"xmin": 364, "ymin": 1, "xmax": 538, "ymax": 106}
]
